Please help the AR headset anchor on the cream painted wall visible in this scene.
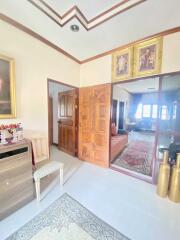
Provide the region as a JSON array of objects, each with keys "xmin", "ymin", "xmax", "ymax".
[
  {"xmin": 80, "ymin": 32, "xmax": 180, "ymax": 87},
  {"xmin": 80, "ymin": 55, "xmax": 111, "ymax": 87},
  {"xmin": 0, "ymin": 20, "xmax": 80, "ymax": 136},
  {"xmin": 161, "ymin": 32, "xmax": 180, "ymax": 73}
]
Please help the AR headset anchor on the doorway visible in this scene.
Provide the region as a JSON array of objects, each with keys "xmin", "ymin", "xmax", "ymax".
[
  {"xmin": 47, "ymin": 79, "xmax": 79, "ymax": 157},
  {"xmin": 110, "ymin": 77, "xmax": 160, "ymax": 183},
  {"xmin": 110, "ymin": 72, "xmax": 180, "ymax": 183}
]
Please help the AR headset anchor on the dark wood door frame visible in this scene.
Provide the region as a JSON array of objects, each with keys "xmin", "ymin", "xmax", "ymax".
[
  {"xmin": 119, "ymin": 101, "xmax": 125, "ymax": 130},
  {"xmin": 48, "ymin": 96, "xmax": 53, "ymax": 145},
  {"xmin": 110, "ymin": 70, "xmax": 180, "ymax": 184},
  {"xmin": 112, "ymin": 99, "xmax": 118, "ymax": 126},
  {"xmin": 47, "ymin": 78, "xmax": 79, "ymax": 157}
]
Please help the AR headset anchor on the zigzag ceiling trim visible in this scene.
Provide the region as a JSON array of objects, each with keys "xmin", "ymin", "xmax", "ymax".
[
  {"xmin": 27, "ymin": 0, "xmax": 146, "ymax": 31},
  {"xmin": 1, "ymin": 13, "xmax": 180, "ymax": 64}
]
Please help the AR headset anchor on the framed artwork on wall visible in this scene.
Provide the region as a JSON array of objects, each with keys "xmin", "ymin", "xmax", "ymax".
[
  {"xmin": 112, "ymin": 47, "xmax": 133, "ymax": 82},
  {"xmin": 0, "ymin": 54, "xmax": 16, "ymax": 118},
  {"xmin": 133, "ymin": 37, "xmax": 163, "ymax": 77}
]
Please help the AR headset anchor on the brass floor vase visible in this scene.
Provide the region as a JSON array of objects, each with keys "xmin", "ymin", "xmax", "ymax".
[{"xmin": 169, "ymin": 153, "xmax": 180, "ymax": 203}]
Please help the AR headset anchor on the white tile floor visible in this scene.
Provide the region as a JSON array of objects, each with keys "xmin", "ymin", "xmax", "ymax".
[{"xmin": 0, "ymin": 147, "xmax": 180, "ymax": 240}]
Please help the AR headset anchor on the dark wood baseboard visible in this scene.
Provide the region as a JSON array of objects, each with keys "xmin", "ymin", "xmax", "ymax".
[{"xmin": 52, "ymin": 142, "xmax": 58, "ymax": 147}]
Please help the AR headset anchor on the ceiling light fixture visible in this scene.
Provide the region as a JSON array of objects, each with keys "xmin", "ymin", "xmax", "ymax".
[
  {"xmin": 147, "ymin": 87, "xmax": 156, "ymax": 90},
  {"xmin": 70, "ymin": 24, "xmax": 79, "ymax": 32}
]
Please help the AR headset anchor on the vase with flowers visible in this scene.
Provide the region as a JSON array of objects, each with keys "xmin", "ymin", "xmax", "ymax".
[{"xmin": 0, "ymin": 123, "xmax": 23, "ymax": 145}]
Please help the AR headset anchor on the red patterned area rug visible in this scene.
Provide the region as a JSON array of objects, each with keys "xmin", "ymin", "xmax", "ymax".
[{"xmin": 113, "ymin": 140, "xmax": 153, "ymax": 176}]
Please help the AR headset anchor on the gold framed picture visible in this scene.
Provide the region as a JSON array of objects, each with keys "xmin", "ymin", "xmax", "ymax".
[
  {"xmin": 0, "ymin": 54, "xmax": 16, "ymax": 119},
  {"xmin": 133, "ymin": 37, "xmax": 163, "ymax": 77},
  {"xmin": 112, "ymin": 47, "xmax": 133, "ymax": 82}
]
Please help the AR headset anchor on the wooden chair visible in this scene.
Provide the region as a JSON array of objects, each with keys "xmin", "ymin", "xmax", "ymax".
[
  {"xmin": 31, "ymin": 136, "xmax": 49, "ymax": 163},
  {"xmin": 30, "ymin": 135, "xmax": 64, "ymax": 201}
]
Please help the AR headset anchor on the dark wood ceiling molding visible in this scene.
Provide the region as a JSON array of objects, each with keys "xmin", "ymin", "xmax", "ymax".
[
  {"xmin": 0, "ymin": 13, "xmax": 180, "ymax": 65},
  {"xmin": 61, "ymin": 15, "xmax": 88, "ymax": 30},
  {"xmin": 27, "ymin": 0, "xmax": 62, "ymax": 27},
  {"xmin": 0, "ymin": 13, "xmax": 81, "ymax": 64},
  {"xmin": 38, "ymin": 0, "xmax": 62, "ymax": 19},
  {"xmin": 27, "ymin": 0, "xmax": 147, "ymax": 31},
  {"xmin": 81, "ymin": 26, "xmax": 180, "ymax": 63},
  {"xmin": 61, "ymin": 5, "xmax": 87, "ymax": 23},
  {"xmin": 89, "ymin": 0, "xmax": 131, "ymax": 23},
  {"xmin": 88, "ymin": 0, "xmax": 146, "ymax": 31},
  {"xmin": 61, "ymin": 6, "xmax": 77, "ymax": 19},
  {"xmin": 27, "ymin": 0, "xmax": 89, "ymax": 29}
]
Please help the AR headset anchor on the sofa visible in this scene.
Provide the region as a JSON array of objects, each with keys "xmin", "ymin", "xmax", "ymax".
[{"xmin": 111, "ymin": 134, "xmax": 128, "ymax": 162}]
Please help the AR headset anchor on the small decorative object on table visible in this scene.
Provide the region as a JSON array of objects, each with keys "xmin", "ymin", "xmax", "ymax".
[
  {"xmin": 156, "ymin": 150, "xmax": 170, "ymax": 198},
  {"xmin": 17, "ymin": 123, "xmax": 23, "ymax": 141},
  {"xmin": 12, "ymin": 128, "xmax": 18, "ymax": 143},
  {"xmin": 0, "ymin": 128, "xmax": 8, "ymax": 145},
  {"xmin": 0, "ymin": 123, "xmax": 23, "ymax": 144}
]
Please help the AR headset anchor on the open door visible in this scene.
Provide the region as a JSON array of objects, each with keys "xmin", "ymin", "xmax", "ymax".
[
  {"xmin": 58, "ymin": 89, "xmax": 78, "ymax": 156},
  {"xmin": 79, "ymin": 84, "xmax": 111, "ymax": 167}
]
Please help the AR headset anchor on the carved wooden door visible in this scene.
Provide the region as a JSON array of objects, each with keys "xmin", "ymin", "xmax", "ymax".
[
  {"xmin": 79, "ymin": 84, "xmax": 111, "ymax": 167},
  {"xmin": 58, "ymin": 89, "xmax": 78, "ymax": 156}
]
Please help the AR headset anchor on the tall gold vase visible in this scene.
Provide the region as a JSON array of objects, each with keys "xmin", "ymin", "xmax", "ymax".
[
  {"xmin": 156, "ymin": 150, "xmax": 170, "ymax": 198},
  {"xmin": 168, "ymin": 153, "xmax": 180, "ymax": 203}
]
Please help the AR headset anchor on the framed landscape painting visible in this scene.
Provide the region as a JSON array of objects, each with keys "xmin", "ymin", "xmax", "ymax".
[
  {"xmin": 112, "ymin": 47, "xmax": 133, "ymax": 82},
  {"xmin": 0, "ymin": 54, "xmax": 16, "ymax": 118},
  {"xmin": 133, "ymin": 37, "xmax": 163, "ymax": 77}
]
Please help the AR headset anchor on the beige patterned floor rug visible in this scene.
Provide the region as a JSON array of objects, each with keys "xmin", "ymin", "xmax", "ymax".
[{"xmin": 7, "ymin": 193, "xmax": 130, "ymax": 240}]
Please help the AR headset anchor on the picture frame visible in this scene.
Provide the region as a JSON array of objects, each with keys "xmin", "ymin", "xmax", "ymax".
[
  {"xmin": 112, "ymin": 47, "xmax": 133, "ymax": 82},
  {"xmin": 0, "ymin": 54, "xmax": 16, "ymax": 119},
  {"xmin": 133, "ymin": 37, "xmax": 163, "ymax": 77}
]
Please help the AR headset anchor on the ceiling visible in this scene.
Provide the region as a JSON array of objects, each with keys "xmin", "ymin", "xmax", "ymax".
[
  {"xmin": 115, "ymin": 74, "xmax": 180, "ymax": 93},
  {"xmin": 0, "ymin": 0, "xmax": 180, "ymax": 61},
  {"xmin": 116, "ymin": 77, "xmax": 160, "ymax": 93}
]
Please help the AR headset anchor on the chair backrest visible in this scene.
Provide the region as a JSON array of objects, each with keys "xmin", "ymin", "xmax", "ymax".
[{"xmin": 31, "ymin": 137, "xmax": 49, "ymax": 163}]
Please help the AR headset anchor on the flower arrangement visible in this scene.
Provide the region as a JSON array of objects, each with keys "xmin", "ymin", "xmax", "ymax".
[
  {"xmin": 0, "ymin": 123, "xmax": 23, "ymax": 144},
  {"xmin": 0, "ymin": 123, "xmax": 20, "ymax": 130}
]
